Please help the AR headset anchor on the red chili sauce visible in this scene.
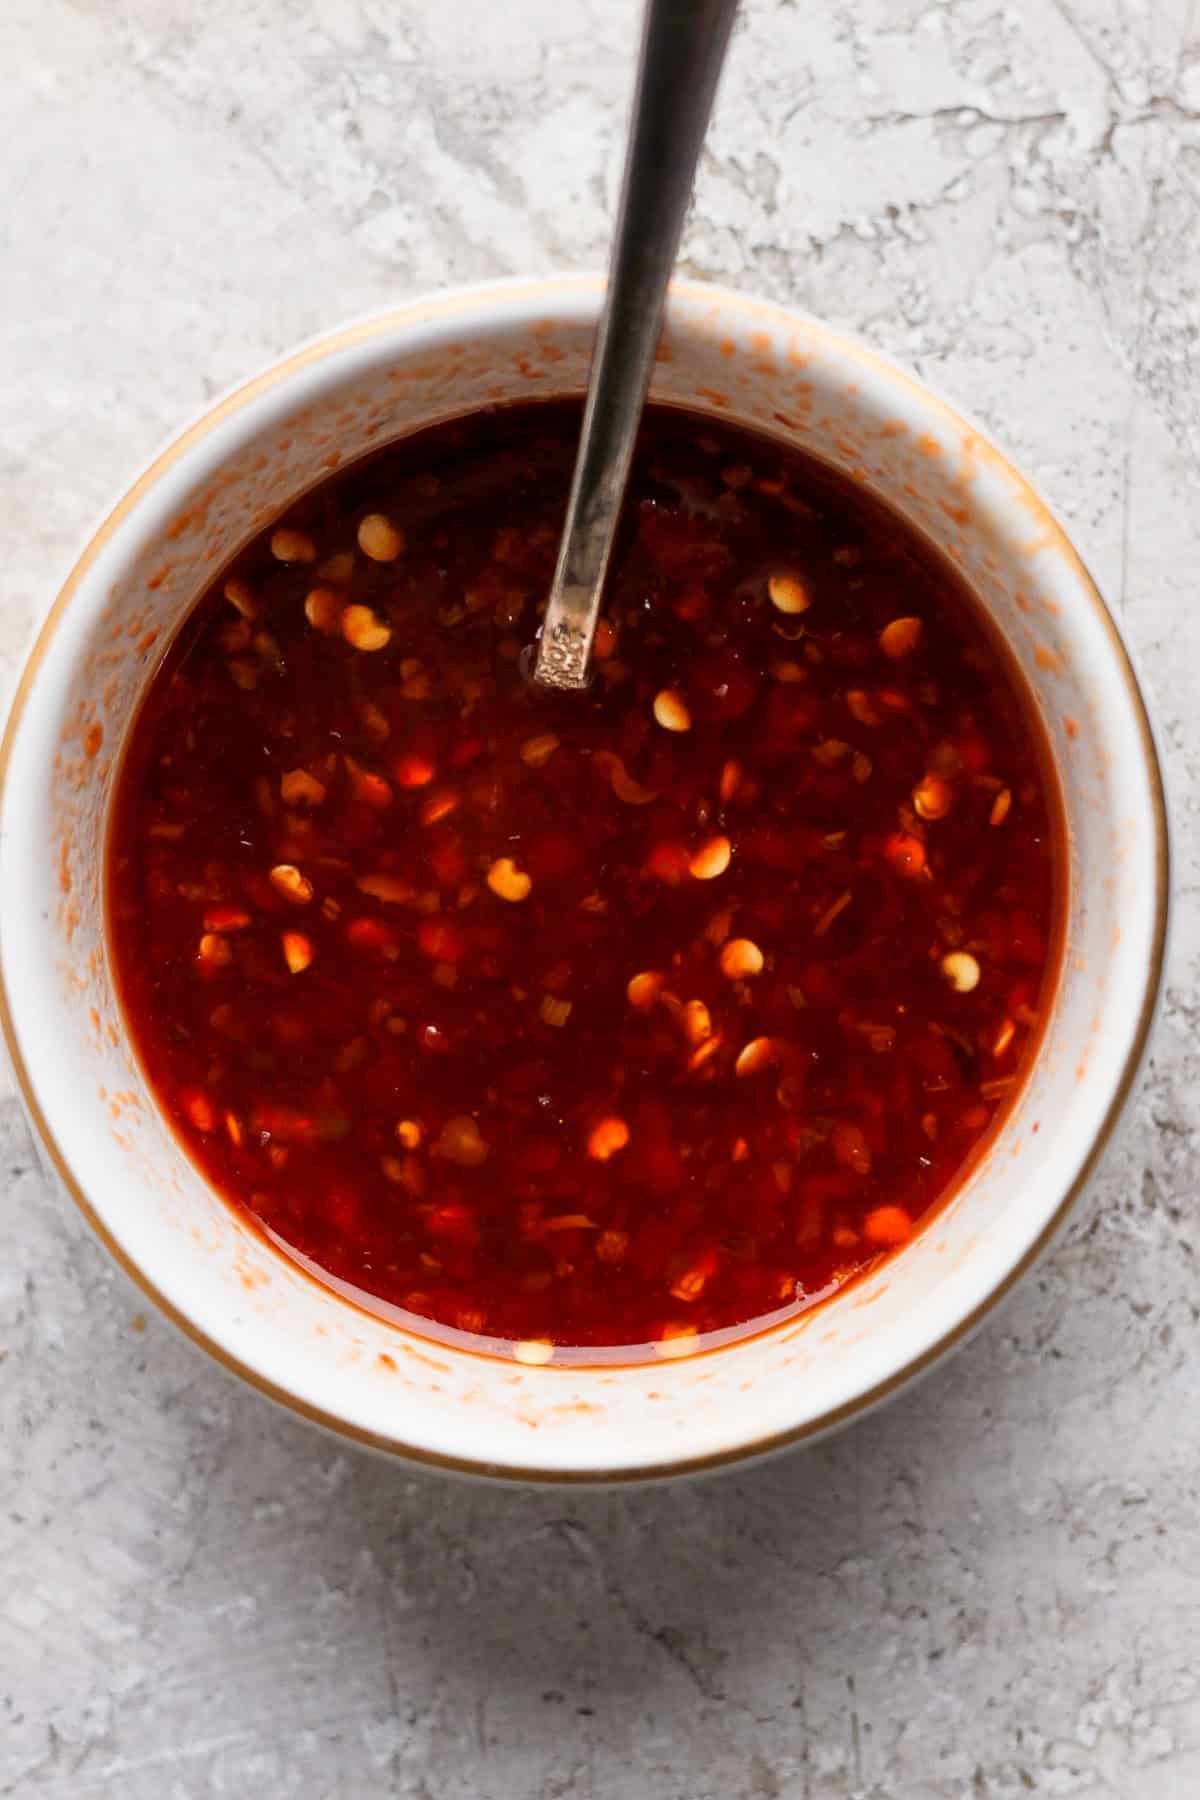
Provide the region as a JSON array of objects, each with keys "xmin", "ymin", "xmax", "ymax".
[{"xmin": 108, "ymin": 402, "xmax": 1060, "ymax": 1358}]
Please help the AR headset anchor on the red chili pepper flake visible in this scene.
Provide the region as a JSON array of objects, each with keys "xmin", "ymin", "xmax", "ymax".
[{"xmin": 108, "ymin": 400, "xmax": 1059, "ymax": 1351}]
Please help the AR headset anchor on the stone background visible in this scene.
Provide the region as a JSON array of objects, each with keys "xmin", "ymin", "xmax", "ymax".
[{"xmin": 1, "ymin": 1, "xmax": 1198, "ymax": 1794}]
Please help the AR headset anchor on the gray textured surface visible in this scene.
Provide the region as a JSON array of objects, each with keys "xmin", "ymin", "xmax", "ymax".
[{"xmin": 1, "ymin": 1, "xmax": 1198, "ymax": 1794}]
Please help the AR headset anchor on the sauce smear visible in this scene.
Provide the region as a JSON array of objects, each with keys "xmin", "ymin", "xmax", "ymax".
[{"xmin": 109, "ymin": 402, "xmax": 1060, "ymax": 1357}]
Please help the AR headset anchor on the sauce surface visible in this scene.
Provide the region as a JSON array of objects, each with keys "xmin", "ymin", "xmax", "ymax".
[{"xmin": 109, "ymin": 402, "xmax": 1060, "ymax": 1357}]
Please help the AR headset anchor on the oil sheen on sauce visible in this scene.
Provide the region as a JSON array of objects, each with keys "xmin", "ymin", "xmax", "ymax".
[{"xmin": 108, "ymin": 402, "xmax": 1060, "ymax": 1359}]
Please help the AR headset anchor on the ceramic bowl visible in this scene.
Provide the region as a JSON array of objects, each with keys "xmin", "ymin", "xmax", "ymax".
[{"xmin": 0, "ymin": 276, "xmax": 1168, "ymax": 1482}]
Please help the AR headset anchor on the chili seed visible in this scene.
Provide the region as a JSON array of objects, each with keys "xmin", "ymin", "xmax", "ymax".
[
  {"xmin": 880, "ymin": 616, "xmax": 923, "ymax": 659},
  {"xmin": 318, "ymin": 551, "xmax": 354, "ymax": 584},
  {"xmin": 357, "ymin": 513, "xmax": 405, "ymax": 562},
  {"xmin": 768, "ymin": 573, "xmax": 811, "ymax": 615},
  {"xmin": 863, "ymin": 1205, "xmax": 913, "ymax": 1247},
  {"xmin": 270, "ymin": 528, "xmax": 317, "ymax": 564},
  {"xmin": 281, "ymin": 769, "xmax": 327, "ymax": 806},
  {"xmin": 587, "ymin": 1117, "xmax": 630, "ymax": 1161},
  {"xmin": 846, "ymin": 689, "xmax": 881, "ymax": 727},
  {"xmin": 720, "ymin": 937, "xmax": 764, "ymax": 979},
  {"xmin": 304, "ymin": 588, "xmax": 344, "ymax": 634},
  {"xmin": 653, "ymin": 689, "xmax": 691, "ymax": 733},
  {"xmin": 223, "ymin": 577, "xmax": 258, "ymax": 619},
  {"xmin": 735, "ymin": 1036, "xmax": 779, "ymax": 1077},
  {"xmin": 282, "ymin": 931, "xmax": 314, "ymax": 973},
  {"xmin": 270, "ymin": 864, "xmax": 314, "ymax": 905},
  {"xmin": 627, "ymin": 970, "xmax": 664, "ymax": 1010},
  {"xmin": 487, "ymin": 857, "xmax": 532, "ymax": 903},
  {"xmin": 341, "ymin": 604, "xmax": 392, "ymax": 652},
  {"xmin": 990, "ymin": 787, "xmax": 1013, "ymax": 826},
  {"xmin": 197, "ymin": 933, "xmax": 232, "ymax": 973},
  {"xmin": 688, "ymin": 835, "xmax": 731, "ymax": 881},
  {"xmin": 941, "ymin": 951, "xmax": 981, "ymax": 993},
  {"xmin": 913, "ymin": 774, "xmax": 953, "ymax": 821},
  {"xmin": 682, "ymin": 999, "xmax": 714, "ymax": 1045},
  {"xmin": 436, "ymin": 1115, "xmax": 489, "ymax": 1166},
  {"xmin": 884, "ymin": 833, "xmax": 927, "ymax": 879}
]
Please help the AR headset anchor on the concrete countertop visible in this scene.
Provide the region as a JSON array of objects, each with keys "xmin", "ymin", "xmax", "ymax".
[{"xmin": 2, "ymin": 2, "xmax": 1197, "ymax": 1794}]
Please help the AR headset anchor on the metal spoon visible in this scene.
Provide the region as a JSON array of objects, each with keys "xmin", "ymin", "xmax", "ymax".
[{"xmin": 532, "ymin": 0, "xmax": 739, "ymax": 691}]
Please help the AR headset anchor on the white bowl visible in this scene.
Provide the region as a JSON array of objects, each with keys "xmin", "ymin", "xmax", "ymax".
[{"xmin": 0, "ymin": 276, "xmax": 1168, "ymax": 1482}]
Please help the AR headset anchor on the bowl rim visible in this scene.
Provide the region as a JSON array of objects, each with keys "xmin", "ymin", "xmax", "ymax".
[{"xmin": 0, "ymin": 273, "xmax": 1171, "ymax": 1482}]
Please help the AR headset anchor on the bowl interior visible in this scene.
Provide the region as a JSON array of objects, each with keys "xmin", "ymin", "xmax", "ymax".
[{"xmin": 0, "ymin": 278, "xmax": 1167, "ymax": 1479}]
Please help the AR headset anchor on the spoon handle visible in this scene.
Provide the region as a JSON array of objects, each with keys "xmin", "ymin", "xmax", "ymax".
[{"xmin": 533, "ymin": 0, "xmax": 739, "ymax": 690}]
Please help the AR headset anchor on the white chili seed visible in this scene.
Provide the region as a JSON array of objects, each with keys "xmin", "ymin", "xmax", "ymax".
[
  {"xmin": 223, "ymin": 577, "xmax": 258, "ymax": 618},
  {"xmin": 688, "ymin": 835, "xmax": 731, "ymax": 881},
  {"xmin": 653, "ymin": 689, "xmax": 691, "ymax": 733},
  {"xmin": 357, "ymin": 513, "xmax": 405, "ymax": 562},
  {"xmin": 626, "ymin": 970, "xmax": 665, "ymax": 1010},
  {"xmin": 913, "ymin": 774, "xmax": 954, "ymax": 821},
  {"xmin": 304, "ymin": 588, "xmax": 343, "ymax": 634},
  {"xmin": 487, "ymin": 857, "xmax": 532, "ymax": 903},
  {"xmin": 735, "ymin": 1036, "xmax": 778, "ymax": 1077},
  {"xmin": 341, "ymin": 604, "xmax": 392, "ymax": 652},
  {"xmin": 880, "ymin": 616, "xmax": 923, "ymax": 659},
  {"xmin": 281, "ymin": 931, "xmax": 314, "ymax": 973},
  {"xmin": 270, "ymin": 528, "xmax": 317, "ymax": 564},
  {"xmin": 682, "ymin": 999, "xmax": 714, "ymax": 1046},
  {"xmin": 197, "ymin": 933, "xmax": 232, "ymax": 972},
  {"xmin": 720, "ymin": 937, "xmax": 764, "ymax": 979},
  {"xmin": 941, "ymin": 951, "xmax": 981, "ymax": 993},
  {"xmin": 270, "ymin": 863, "xmax": 314, "ymax": 905},
  {"xmin": 768, "ymin": 573, "xmax": 810, "ymax": 615},
  {"xmin": 587, "ymin": 1117, "xmax": 630, "ymax": 1161}
]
